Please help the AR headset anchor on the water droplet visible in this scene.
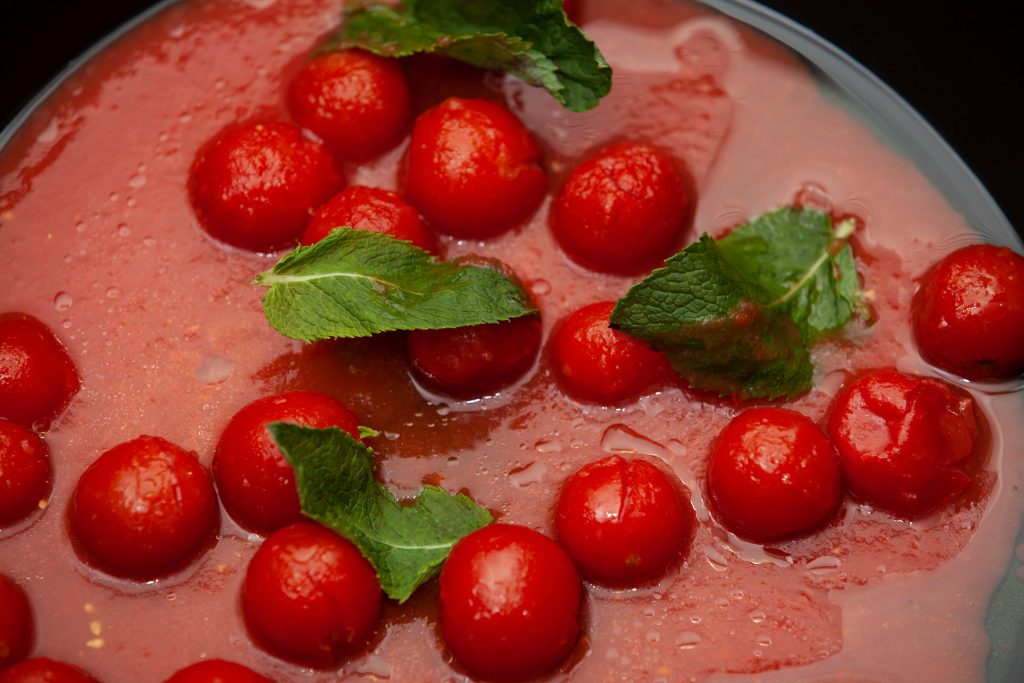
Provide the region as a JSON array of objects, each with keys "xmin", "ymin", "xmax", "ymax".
[
  {"xmin": 168, "ymin": 24, "xmax": 186, "ymax": 39},
  {"xmin": 143, "ymin": 237, "xmax": 157, "ymax": 248},
  {"xmin": 646, "ymin": 631, "xmax": 660, "ymax": 643},
  {"xmin": 446, "ymin": 456, "xmax": 459, "ymax": 466},
  {"xmin": 54, "ymin": 292, "xmax": 73, "ymax": 311},
  {"xmin": 529, "ymin": 279, "xmax": 551, "ymax": 296},
  {"xmin": 600, "ymin": 423, "xmax": 666, "ymax": 457},
  {"xmin": 675, "ymin": 631, "xmax": 701, "ymax": 650},
  {"xmin": 730, "ymin": 589, "xmax": 745, "ymax": 601},
  {"xmin": 117, "ymin": 223, "xmax": 130, "ymax": 237},
  {"xmin": 195, "ymin": 354, "xmax": 234, "ymax": 385},
  {"xmin": 534, "ymin": 439, "xmax": 563, "ymax": 453},
  {"xmin": 806, "ymin": 555, "xmax": 841, "ymax": 575},
  {"xmin": 75, "ymin": 221, "xmax": 87, "ymax": 234},
  {"xmin": 793, "ymin": 181, "xmax": 832, "ymax": 213},
  {"xmin": 750, "ymin": 610, "xmax": 767, "ymax": 624},
  {"xmin": 689, "ymin": 614, "xmax": 702, "ymax": 625},
  {"xmin": 105, "ymin": 287, "xmax": 120, "ymax": 299},
  {"xmin": 436, "ymin": 405, "xmax": 451, "ymax": 417},
  {"xmin": 109, "ymin": 192, "xmax": 120, "ymax": 202},
  {"xmin": 128, "ymin": 171, "xmax": 147, "ymax": 189},
  {"xmin": 756, "ymin": 634, "xmax": 772, "ymax": 647},
  {"xmin": 166, "ymin": 593, "xmax": 177, "ymax": 601},
  {"xmin": 714, "ymin": 596, "xmax": 729, "ymax": 608},
  {"xmin": 704, "ymin": 545, "xmax": 728, "ymax": 571},
  {"xmin": 509, "ymin": 461, "xmax": 548, "ymax": 489}
]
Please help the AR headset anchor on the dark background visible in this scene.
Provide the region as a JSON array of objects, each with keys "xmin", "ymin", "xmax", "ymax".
[{"xmin": 1, "ymin": 0, "xmax": 1022, "ymax": 233}]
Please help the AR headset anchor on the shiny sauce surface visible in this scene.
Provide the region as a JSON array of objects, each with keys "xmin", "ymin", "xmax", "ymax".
[{"xmin": 1, "ymin": 1, "xmax": 1022, "ymax": 681}]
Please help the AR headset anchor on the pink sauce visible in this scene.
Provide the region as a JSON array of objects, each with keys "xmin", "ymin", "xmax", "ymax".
[{"xmin": 1, "ymin": 1, "xmax": 1022, "ymax": 681}]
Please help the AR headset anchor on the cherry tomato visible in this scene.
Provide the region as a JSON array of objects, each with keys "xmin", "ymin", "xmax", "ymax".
[
  {"xmin": 242, "ymin": 522, "xmax": 381, "ymax": 667},
  {"xmin": 439, "ymin": 524, "xmax": 582, "ymax": 681},
  {"xmin": 300, "ymin": 185, "xmax": 436, "ymax": 253},
  {"xmin": 404, "ymin": 98, "xmax": 547, "ymax": 239},
  {"xmin": 708, "ymin": 407, "xmax": 841, "ymax": 542},
  {"xmin": 69, "ymin": 436, "xmax": 218, "ymax": 578},
  {"xmin": 0, "ymin": 575, "xmax": 33, "ymax": 669},
  {"xmin": 549, "ymin": 301, "xmax": 670, "ymax": 404},
  {"xmin": 0, "ymin": 419, "xmax": 51, "ymax": 527},
  {"xmin": 913, "ymin": 244, "xmax": 1024, "ymax": 379},
  {"xmin": 551, "ymin": 142, "xmax": 690, "ymax": 274},
  {"xmin": 0, "ymin": 313, "xmax": 79, "ymax": 430},
  {"xmin": 189, "ymin": 121, "xmax": 343, "ymax": 252},
  {"xmin": 213, "ymin": 391, "xmax": 360, "ymax": 534},
  {"xmin": 555, "ymin": 455, "xmax": 695, "ymax": 584},
  {"xmin": 289, "ymin": 50, "xmax": 412, "ymax": 162},
  {"xmin": 827, "ymin": 369, "xmax": 981, "ymax": 517},
  {"xmin": 0, "ymin": 658, "xmax": 99, "ymax": 683},
  {"xmin": 162, "ymin": 660, "xmax": 272, "ymax": 683},
  {"xmin": 563, "ymin": 0, "xmax": 581, "ymax": 23}
]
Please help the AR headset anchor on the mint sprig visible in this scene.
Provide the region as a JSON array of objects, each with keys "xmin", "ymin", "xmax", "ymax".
[
  {"xmin": 255, "ymin": 228, "xmax": 536, "ymax": 341},
  {"xmin": 610, "ymin": 207, "xmax": 865, "ymax": 400},
  {"xmin": 328, "ymin": 0, "xmax": 612, "ymax": 112},
  {"xmin": 270, "ymin": 422, "xmax": 493, "ymax": 602}
]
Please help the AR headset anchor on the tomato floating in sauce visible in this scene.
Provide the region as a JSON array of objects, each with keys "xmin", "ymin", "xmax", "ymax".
[{"xmin": 0, "ymin": 0, "xmax": 1021, "ymax": 682}]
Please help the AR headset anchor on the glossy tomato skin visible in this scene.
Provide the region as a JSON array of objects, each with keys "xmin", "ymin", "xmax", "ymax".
[
  {"xmin": 550, "ymin": 301, "xmax": 670, "ymax": 404},
  {"xmin": 551, "ymin": 142, "xmax": 690, "ymax": 274},
  {"xmin": 563, "ymin": 0, "xmax": 580, "ymax": 23},
  {"xmin": 0, "ymin": 420, "xmax": 51, "ymax": 527},
  {"xmin": 288, "ymin": 50, "xmax": 412, "ymax": 162},
  {"xmin": 403, "ymin": 98, "xmax": 547, "ymax": 238},
  {"xmin": 300, "ymin": 185, "xmax": 436, "ymax": 253},
  {"xmin": 827, "ymin": 369, "xmax": 980, "ymax": 518},
  {"xmin": 0, "ymin": 658, "xmax": 99, "ymax": 683},
  {"xmin": 555, "ymin": 456, "xmax": 695, "ymax": 584},
  {"xmin": 213, "ymin": 391, "xmax": 360, "ymax": 534},
  {"xmin": 162, "ymin": 660, "xmax": 273, "ymax": 683},
  {"xmin": 913, "ymin": 244, "xmax": 1024, "ymax": 379},
  {"xmin": 189, "ymin": 121, "xmax": 343, "ymax": 252},
  {"xmin": 408, "ymin": 315, "xmax": 542, "ymax": 398},
  {"xmin": 69, "ymin": 436, "xmax": 218, "ymax": 578},
  {"xmin": 708, "ymin": 408, "xmax": 841, "ymax": 542},
  {"xmin": 439, "ymin": 524, "xmax": 582, "ymax": 682},
  {"xmin": 0, "ymin": 313, "xmax": 79, "ymax": 430},
  {"xmin": 0, "ymin": 575, "xmax": 33, "ymax": 669},
  {"xmin": 242, "ymin": 522, "xmax": 381, "ymax": 668}
]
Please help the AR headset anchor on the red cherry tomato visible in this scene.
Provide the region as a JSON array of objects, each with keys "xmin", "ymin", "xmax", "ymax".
[
  {"xmin": 549, "ymin": 301, "xmax": 670, "ymax": 404},
  {"xmin": 408, "ymin": 315, "xmax": 542, "ymax": 398},
  {"xmin": 0, "ymin": 419, "xmax": 51, "ymax": 527},
  {"xmin": 213, "ymin": 391, "xmax": 360, "ymax": 534},
  {"xmin": 0, "ymin": 313, "xmax": 79, "ymax": 429},
  {"xmin": 300, "ymin": 185, "xmax": 436, "ymax": 253},
  {"xmin": 708, "ymin": 407, "xmax": 841, "ymax": 542},
  {"xmin": 555, "ymin": 455, "xmax": 695, "ymax": 584},
  {"xmin": 242, "ymin": 522, "xmax": 381, "ymax": 668},
  {"xmin": 69, "ymin": 436, "xmax": 218, "ymax": 578},
  {"xmin": 913, "ymin": 244, "xmax": 1024, "ymax": 379},
  {"xmin": 0, "ymin": 575, "xmax": 33, "ymax": 669},
  {"xmin": 162, "ymin": 660, "xmax": 273, "ymax": 683},
  {"xmin": 404, "ymin": 98, "xmax": 547, "ymax": 239},
  {"xmin": 0, "ymin": 658, "xmax": 99, "ymax": 683},
  {"xmin": 439, "ymin": 524, "xmax": 582, "ymax": 681},
  {"xmin": 827, "ymin": 369, "xmax": 981, "ymax": 517},
  {"xmin": 551, "ymin": 142, "xmax": 690, "ymax": 274},
  {"xmin": 288, "ymin": 50, "xmax": 412, "ymax": 162},
  {"xmin": 189, "ymin": 121, "xmax": 343, "ymax": 252},
  {"xmin": 563, "ymin": 0, "xmax": 581, "ymax": 23}
]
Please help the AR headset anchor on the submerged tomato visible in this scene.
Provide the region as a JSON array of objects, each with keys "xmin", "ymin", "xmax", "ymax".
[
  {"xmin": 289, "ymin": 50, "xmax": 412, "ymax": 162},
  {"xmin": 439, "ymin": 524, "xmax": 582, "ymax": 681},
  {"xmin": 301, "ymin": 185, "xmax": 437, "ymax": 252},
  {"xmin": 189, "ymin": 121, "xmax": 343, "ymax": 252},
  {"xmin": 556, "ymin": 455, "xmax": 695, "ymax": 584},
  {"xmin": 0, "ymin": 575, "xmax": 33, "ymax": 669},
  {"xmin": 0, "ymin": 419, "xmax": 51, "ymax": 527},
  {"xmin": 404, "ymin": 98, "xmax": 547, "ymax": 238},
  {"xmin": 69, "ymin": 436, "xmax": 218, "ymax": 578},
  {"xmin": 913, "ymin": 244, "xmax": 1024, "ymax": 379},
  {"xmin": 551, "ymin": 142, "xmax": 690, "ymax": 274},
  {"xmin": 162, "ymin": 660, "xmax": 273, "ymax": 683},
  {"xmin": 0, "ymin": 313, "xmax": 79, "ymax": 430},
  {"xmin": 827, "ymin": 369, "xmax": 981, "ymax": 517},
  {"xmin": 242, "ymin": 523, "xmax": 381, "ymax": 668},
  {"xmin": 214, "ymin": 391, "xmax": 360, "ymax": 534},
  {"xmin": 549, "ymin": 301, "xmax": 670, "ymax": 404},
  {"xmin": 708, "ymin": 407, "xmax": 842, "ymax": 542},
  {"xmin": 0, "ymin": 658, "xmax": 99, "ymax": 683}
]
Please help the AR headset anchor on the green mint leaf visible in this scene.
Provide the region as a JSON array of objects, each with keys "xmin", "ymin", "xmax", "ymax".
[
  {"xmin": 270, "ymin": 422, "xmax": 493, "ymax": 603},
  {"xmin": 358, "ymin": 425, "xmax": 382, "ymax": 440},
  {"xmin": 610, "ymin": 208, "xmax": 863, "ymax": 400},
  {"xmin": 329, "ymin": 0, "xmax": 612, "ymax": 112},
  {"xmin": 255, "ymin": 228, "xmax": 536, "ymax": 342}
]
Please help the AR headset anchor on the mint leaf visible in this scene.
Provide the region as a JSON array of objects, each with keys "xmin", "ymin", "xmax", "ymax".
[
  {"xmin": 270, "ymin": 422, "xmax": 493, "ymax": 603},
  {"xmin": 255, "ymin": 228, "xmax": 536, "ymax": 342},
  {"xmin": 329, "ymin": 0, "xmax": 612, "ymax": 112},
  {"xmin": 358, "ymin": 425, "xmax": 381, "ymax": 440},
  {"xmin": 610, "ymin": 208, "xmax": 863, "ymax": 400}
]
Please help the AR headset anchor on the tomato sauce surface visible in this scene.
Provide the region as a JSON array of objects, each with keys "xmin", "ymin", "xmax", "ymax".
[{"xmin": 1, "ymin": 1, "xmax": 1023, "ymax": 682}]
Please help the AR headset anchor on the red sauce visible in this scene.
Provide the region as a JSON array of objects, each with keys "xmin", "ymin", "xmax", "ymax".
[{"xmin": 1, "ymin": 1, "xmax": 1023, "ymax": 681}]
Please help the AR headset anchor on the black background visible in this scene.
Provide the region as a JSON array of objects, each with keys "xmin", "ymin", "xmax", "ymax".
[{"xmin": 2, "ymin": 1, "xmax": 1022, "ymax": 233}]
